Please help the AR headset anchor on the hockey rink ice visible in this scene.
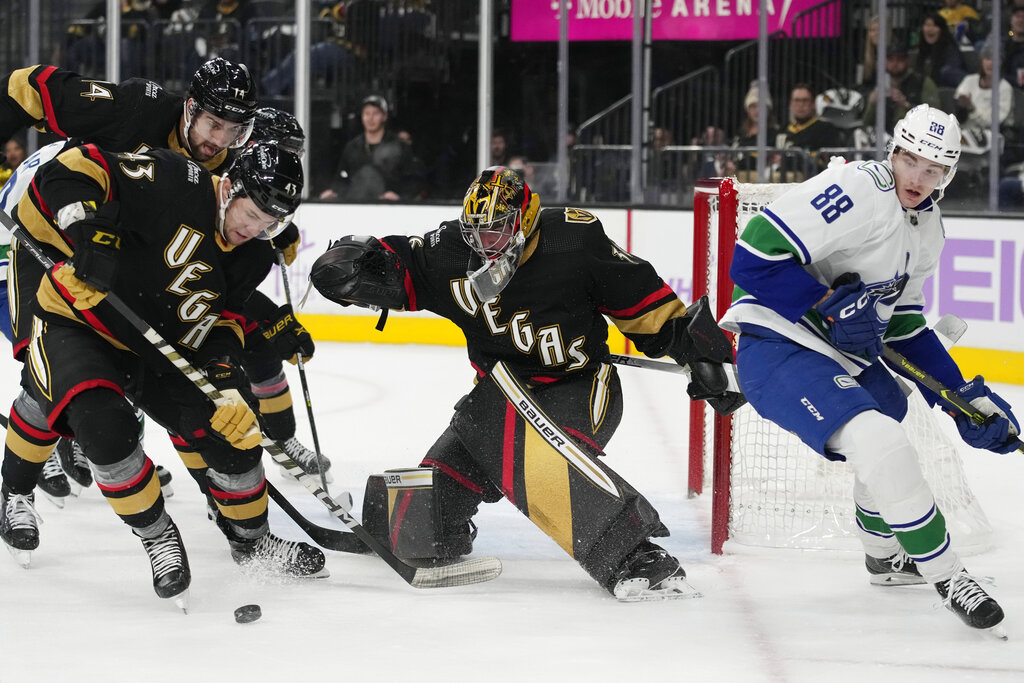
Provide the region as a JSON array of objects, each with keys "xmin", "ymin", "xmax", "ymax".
[{"xmin": 1, "ymin": 340, "xmax": 1022, "ymax": 682}]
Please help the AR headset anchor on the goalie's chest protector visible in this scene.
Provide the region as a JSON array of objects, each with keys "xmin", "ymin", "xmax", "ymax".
[{"xmin": 410, "ymin": 214, "xmax": 621, "ymax": 378}]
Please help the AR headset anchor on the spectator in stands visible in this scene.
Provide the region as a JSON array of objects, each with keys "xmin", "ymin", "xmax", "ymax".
[
  {"xmin": 998, "ymin": 167, "xmax": 1024, "ymax": 208},
  {"xmin": 490, "ymin": 129, "xmax": 512, "ymax": 166},
  {"xmin": 955, "ymin": 43, "xmax": 1014, "ymax": 131},
  {"xmin": 3, "ymin": 134, "xmax": 27, "ymax": 172},
  {"xmin": 777, "ymin": 83, "xmax": 845, "ymax": 179},
  {"xmin": 863, "ymin": 40, "xmax": 941, "ymax": 133},
  {"xmin": 65, "ymin": 0, "xmax": 154, "ymax": 78},
  {"xmin": 260, "ymin": 1, "xmax": 367, "ymax": 98},
  {"xmin": 939, "ymin": 0, "xmax": 981, "ymax": 45},
  {"xmin": 318, "ymin": 94, "xmax": 416, "ymax": 201},
  {"xmin": 732, "ymin": 81, "xmax": 779, "ymax": 181},
  {"xmin": 858, "ymin": 14, "xmax": 881, "ymax": 91},
  {"xmin": 915, "ymin": 12, "xmax": 969, "ymax": 88},
  {"xmin": 1000, "ymin": 6, "xmax": 1024, "ymax": 89},
  {"xmin": 190, "ymin": 0, "xmax": 256, "ymax": 69}
]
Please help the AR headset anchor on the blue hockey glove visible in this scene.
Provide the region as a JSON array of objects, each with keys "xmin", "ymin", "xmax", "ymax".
[
  {"xmin": 947, "ymin": 375, "xmax": 1021, "ymax": 454},
  {"xmin": 817, "ymin": 273, "xmax": 884, "ymax": 359}
]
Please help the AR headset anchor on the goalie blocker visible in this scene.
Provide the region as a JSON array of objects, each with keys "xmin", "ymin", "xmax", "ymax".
[{"xmin": 362, "ymin": 361, "xmax": 671, "ymax": 592}]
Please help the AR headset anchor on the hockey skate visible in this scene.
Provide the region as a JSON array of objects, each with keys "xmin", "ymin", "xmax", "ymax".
[
  {"xmin": 230, "ymin": 532, "xmax": 329, "ymax": 578},
  {"xmin": 36, "ymin": 453, "xmax": 71, "ymax": 508},
  {"xmin": 155, "ymin": 464, "xmax": 174, "ymax": 498},
  {"xmin": 609, "ymin": 541, "xmax": 702, "ymax": 602},
  {"xmin": 935, "ymin": 570, "xmax": 1006, "ymax": 639},
  {"xmin": 865, "ymin": 550, "xmax": 926, "ymax": 586},
  {"xmin": 0, "ymin": 487, "xmax": 42, "ymax": 568},
  {"xmin": 55, "ymin": 438, "xmax": 92, "ymax": 495},
  {"xmin": 135, "ymin": 519, "xmax": 191, "ymax": 612},
  {"xmin": 276, "ymin": 436, "xmax": 334, "ymax": 483}
]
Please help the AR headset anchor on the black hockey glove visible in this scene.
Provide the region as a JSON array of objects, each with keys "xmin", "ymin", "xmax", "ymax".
[
  {"xmin": 663, "ymin": 296, "xmax": 746, "ymax": 416},
  {"xmin": 260, "ymin": 304, "xmax": 315, "ymax": 364},
  {"xmin": 65, "ymin": 201, "xmax": 121, "ymax": 293},
  {"xmin": 310, "ymin": 235, "xmax": 407, "ymax": 310},
  {"xmin": 271, "ymin": 222, "xmax": 300, "ymax": 265}
]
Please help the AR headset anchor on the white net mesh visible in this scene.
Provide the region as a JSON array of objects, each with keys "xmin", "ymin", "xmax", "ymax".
[{"xmin": 705, "ymin": 180, "xmax": 993, "ymax": 554}]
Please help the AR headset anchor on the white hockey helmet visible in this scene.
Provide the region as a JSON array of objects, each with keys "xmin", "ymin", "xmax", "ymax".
[{"xmin": 887, "ymin": 104, "xmax": 961, "ymax": 197}]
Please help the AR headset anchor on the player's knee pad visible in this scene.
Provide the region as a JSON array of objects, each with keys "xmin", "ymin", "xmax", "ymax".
[
  {"xmin": 362, "ymin": 466, "xmax": 478, "ymax": 561},
  {"xmin": 451, "ymin": 362, "xmax": 668, "ymax": 586},
  {"xmin": 64, "ymin": 388, "xmax": 140, "ymax": 467}
]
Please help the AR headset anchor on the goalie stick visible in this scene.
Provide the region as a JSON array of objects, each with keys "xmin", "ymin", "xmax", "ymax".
[
  {"xmin": 1, "ymin": 209, "xmax": 503, "ymax": 589},
  {"xmin": 881, "ymin": 345, "xmax": 1024, "ymax": 454}
]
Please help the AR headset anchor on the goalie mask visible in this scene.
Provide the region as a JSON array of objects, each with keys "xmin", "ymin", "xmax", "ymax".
[
  {"xmin": 460, "ymin": 165, "xmax": 540, "ymax": 300},
  {"xmin": 221, "ymin": 142, "xmax": 303, "ymax": 240},
  {"xmin": 184, "ymin": 57, "xmax": 258, "ymax": 151},
  {"xmin": 887, "ymin": 104, "xmax": 960, "ymax": 201}
]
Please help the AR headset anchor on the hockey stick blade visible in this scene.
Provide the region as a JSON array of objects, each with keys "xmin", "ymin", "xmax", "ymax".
[
  {"xmin": 2, "ymin": 212, "xmax": 502, "ymax": 589},
  {"xmin": 267, "ymin": 482, "xmax": 370, "ymax": 554},
  {"xmin": 268, "ymin": 444, "xmax": 502, "ymax": 587},
  {"xmin": 882, "ymin": 346, "xmax": 1024, "ymax": 454},
  {"xmin": 608, "ymin": 354, "xmax": 742, "ymax": 393}
]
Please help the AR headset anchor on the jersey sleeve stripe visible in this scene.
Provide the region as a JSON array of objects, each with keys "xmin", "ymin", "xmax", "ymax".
[
  {"xmin": 81, "ymin": 144, "xmax": 114, "ymax": 201},
  {"xmin": 599, "ymin": 282, "xmax": 674, "ymax": 318},
  {"xmin": 35, "ymin": 66, "xmax": 67, "ymax": 138},
  {"xmin": 7, "ymin": 66, "xmax": 45, "ymax": 120},
  {"xmin": 763, "ymin": 207, "xmax": 813, "ymax": 264}
]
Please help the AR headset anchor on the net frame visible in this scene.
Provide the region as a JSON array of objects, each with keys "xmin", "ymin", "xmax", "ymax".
[{"xmin": 691, "ymin": 177, "xmax": 993, "ymax": 556}]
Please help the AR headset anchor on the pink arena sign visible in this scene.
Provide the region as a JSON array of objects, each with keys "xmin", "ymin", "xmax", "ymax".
[{"xmin": 511, "ymin": 0, "xmax": 839, "ymax": 41}]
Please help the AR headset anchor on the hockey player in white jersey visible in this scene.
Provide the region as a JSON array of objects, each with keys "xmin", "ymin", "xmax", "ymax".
[{"xmin": 721, "ymin": 104, "xmax": 1017, "ymax": 637}]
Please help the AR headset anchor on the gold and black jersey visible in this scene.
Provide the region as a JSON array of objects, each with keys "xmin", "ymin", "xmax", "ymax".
[
  {"xmin": 0, "ymin": 65, "xmax": 232, "ymax": 173},
  {"xmin": 382, "ymin": 207, "xmax": 688, "ymax": 381},
  {"xmin": 14, "ymin": 144, "xmax": 247, "ymax": 359}
]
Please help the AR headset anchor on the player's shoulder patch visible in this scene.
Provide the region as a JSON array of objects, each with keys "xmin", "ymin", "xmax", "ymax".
[
  {"xmin": 564, "ymin": 207, "xmax": 598, "ymax": 224},
  {"xmin": 853, "ymin": 159, "xmax": 895, "ymax": 192}
]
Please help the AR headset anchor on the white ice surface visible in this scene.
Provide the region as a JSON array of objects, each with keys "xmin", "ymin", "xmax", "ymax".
[{"xmin": 1, "ymin": 341, "xmax": 1023, "ymax": 682}]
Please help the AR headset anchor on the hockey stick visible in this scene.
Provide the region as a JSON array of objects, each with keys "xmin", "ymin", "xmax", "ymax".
[
  {"xmin": 608, "ymin": 354, "xmax": 742, "ymax": 393},
  {"xmin": 1, "ymin": 211, "xmax": 502, "ymax": 588},
  {"xmin": 881, "ymin": 345, "xmax": 1024, "ymax": 454},
  {"xmin": 274, "ymin": 248, "xmax": 330, "ymax": 495},
  {"xmin": 0, "ymin": 409, "xmax": 368, "ymax": 554}
]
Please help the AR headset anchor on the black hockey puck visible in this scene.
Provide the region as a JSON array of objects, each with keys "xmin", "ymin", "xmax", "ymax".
[{"xmin": 234, "ymin": 604, "xmax": 262, "ymax": 624}]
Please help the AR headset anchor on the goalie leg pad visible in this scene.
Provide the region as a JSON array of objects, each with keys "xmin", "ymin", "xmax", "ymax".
[
  {"xmin": 361, "ymin": 467, "xmax": 478, "ymax": 561},
  {"xmin": 451, "ymin": 362, "xmax": 667, "ymax": 587}
]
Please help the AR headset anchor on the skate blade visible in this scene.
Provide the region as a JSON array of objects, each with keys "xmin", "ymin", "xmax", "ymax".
[
  {"xmin": 869, "ymin": 574, "xmax": 927, "ymax": 586},
  {"xmin": 5, "ymin": 544, "xmax": 32, "ymax": 568},
  {"xmin": 984, "ymin": 623, "xmax": 1008, "ymax": 641},
  {"xmin": 171, "ymin": 590, "xmax": 191, "ymax": 614},
  {"xmin": 40, "ymin": 492, "xmax": 67, "ymax": 509},
  {"xmin": 614, "ymin": 577, "xmax": 703, "ymax": 602},
  {"xmin": 67, "ymin": 481, "xmax": 84, "ymax": 497}
]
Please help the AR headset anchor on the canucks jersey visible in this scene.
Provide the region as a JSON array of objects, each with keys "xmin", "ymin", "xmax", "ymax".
[
  {"xmin": 0, "ymin": 65, "xmax": 233, "ymax": 173},
  {"xmin": 720, "ymin": 159, "xmax": 943, "ymax": 374},
  {"xmin": 14, "ymin": 144, "xmax": 248, "ymax": 361},
  {"xmin": 382, "ymin": 206, "xmax": 688, "ymax": 380}
]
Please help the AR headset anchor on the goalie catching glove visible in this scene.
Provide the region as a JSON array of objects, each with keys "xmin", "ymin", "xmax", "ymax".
[
  {"xmin": 946, "ymin": 375, "xmax": 1020, "ymax": 454},
  {"xmin": 260, "ymin": 304, "xmax": 314, "ymax": 364},
  {"xmin": 204, "ymin": 358, "xmax": 262, "ymax": 450},
  {"xmin": 309, "ymin": 235, "xmax": 407, "ymax": 310},
  {"xmin": 662, "ymin": 296, "xmax": 746, "ymax": 416}
]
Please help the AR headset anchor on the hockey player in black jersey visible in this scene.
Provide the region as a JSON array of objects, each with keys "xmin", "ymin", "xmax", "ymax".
[
  {"xmin": 0, "ymin": 57, "xmax": 268, "ymax": 501},
  {"xmin": 0, "ymin": 142, "xmax": 326, "ymax": 607},
  {"xmin": 310, "ymin": 166, "xmax": 744, "ymax": 601}
]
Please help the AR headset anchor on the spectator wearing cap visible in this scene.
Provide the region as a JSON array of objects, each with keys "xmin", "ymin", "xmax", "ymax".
[
  {"xmin": 732, "ymin": 82, "xmax": 779, "ymax": 181},
  {"xmin": 319, "ymin": 95, "xmax": 417, "ymax": 201},
  {"xmin": 999, "ymin": 5, "xmax": 1024, "ymax": 89},
  {"xmin": 862, "ymin": 40, "xmax": 941, "ymax": 133}
]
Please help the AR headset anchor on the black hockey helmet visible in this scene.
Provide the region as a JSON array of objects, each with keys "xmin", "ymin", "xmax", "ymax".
[
  {"xmin": 189, "ymin": 57, "xmax": 258, "ymax": 124},
  {"xmin": 225, "ymin": 142, "xmax": 303, "ymax": 237},
  {"xmin": 460, "ymin": 165, "xmax": 540, "ymax": 262},
  {"xmin": 251, "ymin": 107, "xmax": 305, "ymax": 156}
]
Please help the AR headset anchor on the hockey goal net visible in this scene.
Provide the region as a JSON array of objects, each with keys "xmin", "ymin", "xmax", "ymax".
[{"xmin": 691, "ymin": 177, "xmax": 993, "ymax": 555}]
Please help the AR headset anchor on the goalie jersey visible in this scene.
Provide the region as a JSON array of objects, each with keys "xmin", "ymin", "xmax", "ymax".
[
  {"xmin": 382, "ymin": 206, "xmax": 689, "ymax": 381},
  {"xmin": 12, "ymin": 144, "xmax": 254, "ymax": 362},
  {"xmin": 0, "ymin": 65, "xmax": 233, "ymax": 173},
  {"xmin": 720, "ymin": 158, "xmax": 944, "ymax": 374}
]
